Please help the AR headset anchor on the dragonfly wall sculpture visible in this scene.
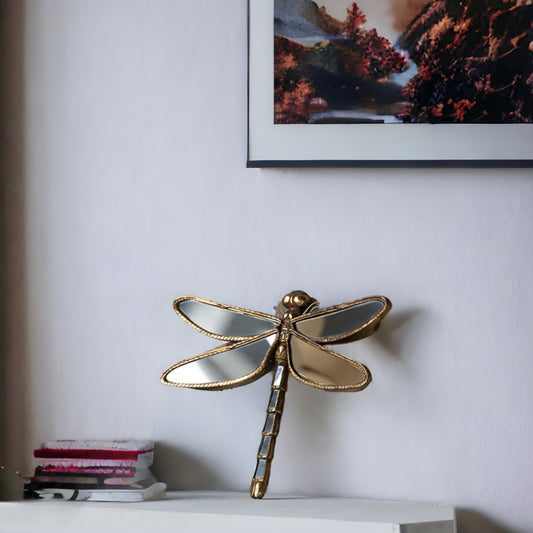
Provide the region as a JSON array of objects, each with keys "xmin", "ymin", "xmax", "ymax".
[{"xmin": 161, "ymin": 290, "xmax": 391, "ymax": 499}]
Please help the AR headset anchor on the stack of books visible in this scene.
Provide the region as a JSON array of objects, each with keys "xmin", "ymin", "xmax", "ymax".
[{"xmin": 24, "ymin": 440, "xmax": 166, "ymax": 501}]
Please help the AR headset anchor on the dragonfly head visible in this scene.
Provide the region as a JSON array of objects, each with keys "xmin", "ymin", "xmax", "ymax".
[{"xmin": 281, "ymin": 290, "xmax": 318, "ymax": 317}]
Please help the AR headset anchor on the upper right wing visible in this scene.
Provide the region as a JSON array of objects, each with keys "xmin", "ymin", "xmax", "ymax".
[{"xmin": 291, "ymin": 296, "xmax": 391, "ymax": 345}]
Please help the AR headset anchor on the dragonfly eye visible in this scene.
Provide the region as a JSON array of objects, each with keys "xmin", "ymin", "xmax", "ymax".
[{"xmin": 282, "ymin": 291, "xmax": 317, "ymax": 315}]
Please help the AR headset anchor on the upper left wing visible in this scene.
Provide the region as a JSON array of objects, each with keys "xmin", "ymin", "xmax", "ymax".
[{"xmin": 174, "ymin": 296, "xmax": 281, "ymax": 341}]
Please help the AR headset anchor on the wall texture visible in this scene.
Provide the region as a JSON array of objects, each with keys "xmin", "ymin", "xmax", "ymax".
[{"xmin": 2, "ymin": 1, "xmax": 532, "ymax": 531}]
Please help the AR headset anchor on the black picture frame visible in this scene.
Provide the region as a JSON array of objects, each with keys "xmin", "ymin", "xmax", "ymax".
[{"xmin": 247, "ymin": 0, "xmax": 533, "ymax": 168}]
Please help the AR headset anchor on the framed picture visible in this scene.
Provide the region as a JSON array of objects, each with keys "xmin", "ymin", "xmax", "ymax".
[{"xmin": 247, "ymin": 0, "xmax": 533, "ymax": 167}]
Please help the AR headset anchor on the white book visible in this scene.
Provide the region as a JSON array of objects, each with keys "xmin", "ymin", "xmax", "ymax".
[{"xmin": 27, "ymin": 482, "xmax": 167, "ymax": 502}]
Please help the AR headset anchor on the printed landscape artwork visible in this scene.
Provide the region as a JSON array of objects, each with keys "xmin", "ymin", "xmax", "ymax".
[
  {"xmin": 247, "ymin": 0, "xmax": 533, "ymax": 165},
  {"xmin": 274, "ymin": 0, "xmax": 532, "ymax": 125}
]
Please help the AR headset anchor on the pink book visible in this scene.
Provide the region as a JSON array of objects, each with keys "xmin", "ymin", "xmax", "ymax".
[
  {"xmin": 36, "ymin": 466, "xmax": 137, "ymax": 476},
  {"xmin": 34, "ymin": 440, "xmax": 154, "ymax": 470}
]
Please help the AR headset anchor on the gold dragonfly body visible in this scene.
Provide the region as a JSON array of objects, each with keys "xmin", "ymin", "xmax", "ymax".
[{"xmin": 161, "ymin": 290, "xmax": 391, "ymax": 499}]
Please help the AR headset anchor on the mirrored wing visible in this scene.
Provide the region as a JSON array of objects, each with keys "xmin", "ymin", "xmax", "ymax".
[
  {"xmin": 174, "ymin": 296, "xmax": 280, "ymax": 341},
  {"xmin": 161, "ymin": 332, "xmax": 278, "ymax": 390},
  {"xmin": 291, "ymin": 296, "xmax": 391, "ymax": 345},
  {"xmin": 288, "ymin": 332, "xmax": 371, "ymax": 391}
]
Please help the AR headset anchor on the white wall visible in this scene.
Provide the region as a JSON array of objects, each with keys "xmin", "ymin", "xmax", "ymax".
[{"xmin": 3, "ymin": 0, "xmax": 532, "ymax": 531}]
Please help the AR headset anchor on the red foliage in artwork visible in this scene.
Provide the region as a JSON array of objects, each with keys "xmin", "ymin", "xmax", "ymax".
[
  {"xmin": 273, "ymin": 0, "xmax": 531, "ymax": 124},
  {"xmin": 343, "ymin": 3, "xmax": 367, "ymax": 36},
  {"xmin": 274, "ymin": 35, "xmax": 316, "ymax": 124},
  {"xmin": 397, "ymin": 0, "xmax": 533, "ymax": 123},
  {"xmin": 274, "ymin": 3, "xmax": 408, "ymax": 124},
  {"xmin": 349, "ymin": 29, "xmax": 408, "ymax": 80}
]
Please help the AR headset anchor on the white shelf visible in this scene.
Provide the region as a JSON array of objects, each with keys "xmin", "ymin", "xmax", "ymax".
[{"xmin": 1, "ymin": 490, "xmax": 456, "ymax": 533}]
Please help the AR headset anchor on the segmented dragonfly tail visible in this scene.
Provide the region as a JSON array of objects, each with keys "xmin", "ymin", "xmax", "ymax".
[{"xmin": 250, "ymin": 363, "xmax": 288, "ymax": 499}]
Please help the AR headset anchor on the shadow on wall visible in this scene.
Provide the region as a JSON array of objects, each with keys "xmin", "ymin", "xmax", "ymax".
[
  {"xmin": 151, "ymin": 442, "xmax": 223, "ymax": 491},
  {"xmin": 372, "ymin": 308, "xmax": 422, "ymax": 361},
  {"xmin": 0, "ymin": 0, "xmax": 29, "ymax": 500},
  {"xmin": 456, "ymin": 509, "xmax": 515, "ymax": 533}
]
